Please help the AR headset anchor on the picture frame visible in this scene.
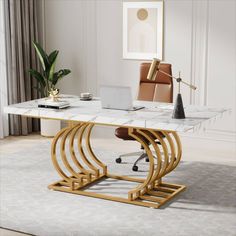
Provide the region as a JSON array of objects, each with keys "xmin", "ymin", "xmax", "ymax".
[{"xmin": 123, "ymin": 1, "xmax": 163, "ymax": 60}]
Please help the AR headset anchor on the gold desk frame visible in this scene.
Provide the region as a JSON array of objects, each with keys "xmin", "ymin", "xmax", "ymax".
[{"xmin": 48, "ymin": 122, "xmax": 185, "ymax": 208}]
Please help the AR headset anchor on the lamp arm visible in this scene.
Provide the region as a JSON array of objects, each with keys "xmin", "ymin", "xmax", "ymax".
[
  {"xmin": 180, "ymin": 80, "xmax": 197, "ymax": 90},
  {"xmin": 158, "ymin": 69, "xmax": 178, "ymax": 80},
  {"xmin": 158, "ymin": 69, "xmax": 197, "ymax": 90}
]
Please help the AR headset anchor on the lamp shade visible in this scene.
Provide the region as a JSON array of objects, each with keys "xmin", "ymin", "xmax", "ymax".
[{"xmin": 147, "ymin": 58, "xmax": 161, "ymax": 81}]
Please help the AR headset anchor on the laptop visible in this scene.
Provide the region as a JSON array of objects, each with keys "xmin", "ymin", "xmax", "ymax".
[{"xmin": 100, "ymin": 85, "xmax": 144, "ymax": 111}]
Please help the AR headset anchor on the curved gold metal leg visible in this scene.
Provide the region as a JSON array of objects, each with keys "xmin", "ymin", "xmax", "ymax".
[
  {"xmin": 77, "ymin": 123, "xmax": 100, "ymax": 177},
  {"xmin": 49, "ymin": 124, "xmax": 185, "ymax": 208},
  {"xmin": 168, "ymin": 132, "xmax": 182, "ymax": 173},
  {"xmin": 49, "ymin": 123, "xmax": 107, "ymax": 190},
  {"xmin": 159, "ymin": 131, "xmax": 176, "ymax": 174},
  {"xmin": 126, "ymin": 129, "xmax": 185, "ymax": 206},
  {"xmin": 128, "ymin": 128, "xmax": 155, "ymax": 200},
  {"xmin": 60, "ymin": 125, "xmax": 90, "ymax": 182},
  {"xmin": 69, "ymin": 124, "xmax": 94, "ymax": 177},
  {"xmin": 85, "ymin": 124, "xmax": 107, "ymax": 175},
  {"xmin": 51, "ymin": 127, "xmax": 71, "ymax": 182},
  {"xmin": 137, "ymin": 130, "xmax": 162, "ymax": 187},
  {"xmin": 148, "ymin": 130, "xmax": 169, "ymax": 179}
]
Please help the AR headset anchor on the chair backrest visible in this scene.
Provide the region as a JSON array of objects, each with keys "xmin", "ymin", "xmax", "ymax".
[{"xmin": 137, "ymin": 63, "xmax": 173, "ymax": 103}]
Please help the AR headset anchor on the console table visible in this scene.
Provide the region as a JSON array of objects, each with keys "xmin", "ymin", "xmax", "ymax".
[{"xmin": 4, "ymin": 95, "xmax": 227, "ymax": 208}]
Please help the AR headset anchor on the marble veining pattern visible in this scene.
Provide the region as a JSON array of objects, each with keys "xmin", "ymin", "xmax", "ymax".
[{"xmin": 4, "ymin": 95, "xmax": 228, "ymax": 132}]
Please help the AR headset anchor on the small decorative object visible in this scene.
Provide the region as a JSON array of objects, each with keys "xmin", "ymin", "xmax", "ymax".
[
  {"xmin": 147, "ymin": 58, "xmax": 197, "ymax": 119},
  {"xmin": 49, "ymin": 88, "xmax": 59, "ymax": 102},
  {"xmin": 123, "ymin": 1, "xmax": 163, "ymax": 60},
  {"xmin": 80, "ymin": 92, "xmax": 93, "ymax": 101},
  {"xmin": 28, "ymin": 41, "xmax": 71, "ymax": 98}
]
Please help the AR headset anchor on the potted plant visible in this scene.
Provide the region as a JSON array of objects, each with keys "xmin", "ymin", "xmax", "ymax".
[{"xmin": 29, "ymin": 41, "xmax": 71, "ymax": 137}]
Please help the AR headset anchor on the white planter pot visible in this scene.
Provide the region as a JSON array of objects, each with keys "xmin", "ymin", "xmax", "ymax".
[{"xmin": 40, "ymin": 119, "xmax": 61, "ymax": 137}]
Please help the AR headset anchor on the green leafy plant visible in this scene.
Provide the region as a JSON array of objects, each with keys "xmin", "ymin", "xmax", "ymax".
[{"xmin": 29, "ymin": 41, "xmax": 71, "ymax": 97}]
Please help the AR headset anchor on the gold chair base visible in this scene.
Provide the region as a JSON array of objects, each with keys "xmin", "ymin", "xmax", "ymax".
[
  {"xmin": 48, "ymin": 174, "xmax": 186, "ymax": 208},
  {"xmin": 49, "ymin": 122, "xmax": 185, "ymax": 208}
]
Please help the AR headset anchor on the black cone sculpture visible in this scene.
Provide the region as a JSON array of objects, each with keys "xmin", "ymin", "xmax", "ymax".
[{"xmin": 172, "ymin": 93, "xmax": 185, "ymax": 119}]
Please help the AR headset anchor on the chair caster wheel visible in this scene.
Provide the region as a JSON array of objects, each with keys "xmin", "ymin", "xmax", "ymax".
[
  {"xmin": 116, "ymin": 157, "xmax": 122, "ymax": 163},
  {"xmin": 132, "ymin": 165, "xmax": 138, "ymax": 171},
  {"xmin": 145, "ymin": 157, "xmax": 149, "ymax": 162}
]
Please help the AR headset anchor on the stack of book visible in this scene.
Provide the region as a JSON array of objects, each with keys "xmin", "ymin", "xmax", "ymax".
[{"xmin": 38, "ymin": 100, "xmax": 70, "ymax": 109}]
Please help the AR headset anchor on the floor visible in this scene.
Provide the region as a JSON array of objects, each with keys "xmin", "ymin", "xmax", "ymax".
[{"xmin": 0, "ymin": 133, "xmax": 235, "ymax": 236}]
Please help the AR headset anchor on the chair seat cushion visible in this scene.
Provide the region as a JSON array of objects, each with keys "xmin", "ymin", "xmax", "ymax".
[
  {"xmin": 115, "ymin": 127, "xmax": 135, "ymax": 140},
  {"xmin": 115, "ymin": 127, "xmax": 165, "ymax": 141}
]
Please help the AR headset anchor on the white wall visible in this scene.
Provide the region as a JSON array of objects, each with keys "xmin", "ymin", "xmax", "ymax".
[{"xmin": 44, "ymin": 0, "xmax": 236, "ymax": 141}]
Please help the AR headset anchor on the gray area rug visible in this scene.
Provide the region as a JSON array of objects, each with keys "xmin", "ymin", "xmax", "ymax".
[{"xmin": 0, "ymin": 140, "xmax": 236, "ymax": 236}]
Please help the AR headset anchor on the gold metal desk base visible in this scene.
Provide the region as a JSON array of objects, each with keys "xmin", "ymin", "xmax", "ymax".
[
  {"xmin": 49, "ymin": 174, "xmax": 185, "ymax": 208},
  {"xmin": 49, "ymin": 123, "xmax": 185, "ymax": 209}
]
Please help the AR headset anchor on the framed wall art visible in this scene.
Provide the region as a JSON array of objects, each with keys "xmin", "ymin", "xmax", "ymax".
[{"xmin": 123, "ymin": 1, "xmax": 163, "ymax": 60}]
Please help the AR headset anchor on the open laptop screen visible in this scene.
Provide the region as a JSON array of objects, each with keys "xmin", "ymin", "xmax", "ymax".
[{"xmin": 100, "ymin": 85, "xmax": 144, "ymax": 111}]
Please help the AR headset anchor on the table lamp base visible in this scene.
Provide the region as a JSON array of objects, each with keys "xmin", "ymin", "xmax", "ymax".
[{"xmin": 172, "ymin": 93, "xmax": 185, "ymax": 119}]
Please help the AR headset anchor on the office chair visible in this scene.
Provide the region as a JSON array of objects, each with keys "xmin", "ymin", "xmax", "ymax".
[{"xmin": 115, "ymin": 63, "xmax": 173, "ymax": 171}]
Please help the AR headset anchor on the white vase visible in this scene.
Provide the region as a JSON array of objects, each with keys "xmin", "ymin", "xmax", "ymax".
[{"xmin": 40, "ymin": 119, "xmax": 61, "ymax": 137}]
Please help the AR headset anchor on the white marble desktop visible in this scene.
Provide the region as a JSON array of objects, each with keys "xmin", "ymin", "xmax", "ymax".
[{"xmin": 4, "ymin": 95, "xmax": 228, "ymax": 132}]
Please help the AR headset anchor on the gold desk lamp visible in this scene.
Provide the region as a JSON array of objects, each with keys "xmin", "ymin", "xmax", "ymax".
[{"xmin": 147, "ymin": 58, "xmax": 197, "ymax": 119}]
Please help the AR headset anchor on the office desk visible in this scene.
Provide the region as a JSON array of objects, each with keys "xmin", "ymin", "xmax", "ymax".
[{"xmin": 4, "ymin": 95, "xmax": 227, "ymax": 208}]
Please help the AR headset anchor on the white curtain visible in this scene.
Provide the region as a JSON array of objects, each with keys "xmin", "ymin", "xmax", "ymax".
[
  {"xmin": 0, "ymin": 0, "xmax": 9, "ymax": 139},
  {"xmin": 3, "ymin": 0, "xmax": 41, "ymax": 136}
]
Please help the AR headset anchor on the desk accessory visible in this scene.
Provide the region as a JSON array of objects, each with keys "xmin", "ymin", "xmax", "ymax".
[
  {"xmin": 100, "ymin": 86, "xmax": 144, "ymax": 111},
  {"xmin": 38, "ymin": 100, "xmax": 70, "ymax": 109},
  {"xmin": 48, "ymin": 88, "xmax": 59, "ymax": 102},
  {"xmin": 147, "ymin": 58, "xmax": 197, "ymax": 119},
  {"xmin": 80, "ymin": 93, "xmax": 93, "ymax": 101}
]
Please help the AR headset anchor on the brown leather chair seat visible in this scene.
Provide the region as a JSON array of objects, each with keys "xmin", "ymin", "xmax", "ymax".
[{"xmin": 115, "ymin": 127, "xmax": 165, "ymax": 142}]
